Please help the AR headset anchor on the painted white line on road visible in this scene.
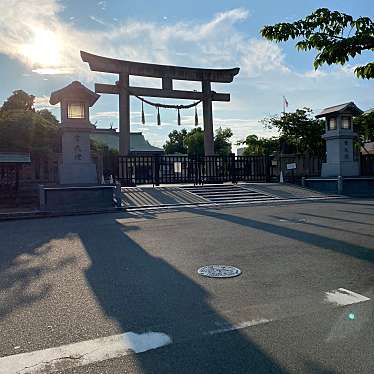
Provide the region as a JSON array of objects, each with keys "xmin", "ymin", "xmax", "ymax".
[
  {"xmin": 325, "ymin": 288, "xmax": 370, "ymax": 306},
  {"xmin": 0, "ymin": 331, "xmax": 171, "ymax": 374},
  {"xmin": 206, "ymin": 318, "xmax": 273, "ymax": 335}
]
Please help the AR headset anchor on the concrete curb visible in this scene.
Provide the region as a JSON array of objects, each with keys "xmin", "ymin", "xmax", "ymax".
[{"xmin": 0, "ymin": 207, "xmax": 122, "ymax": 222}]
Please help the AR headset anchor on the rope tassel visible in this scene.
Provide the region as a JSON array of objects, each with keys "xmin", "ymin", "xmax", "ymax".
[
  {"xmin": 157, "ymin": 106, "xmax": 161, "ymax": 126},
  {"xmin": 141, "ymin": 101, "xmax": 145, "ymax": 125},
  {"xmin": 195, "ymin": 106, "xmax": 199, "ymax": 127},
  {"xmin": 177, "ymin": 108, "xmax": 181, "ymax": 126}
]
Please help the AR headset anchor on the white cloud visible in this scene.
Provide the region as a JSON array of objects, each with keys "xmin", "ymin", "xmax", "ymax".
[
  {"xmin": 0, "ymin": 2, "xmax": 272, "ymax": 81},
  {"xmin": 92, "ymin": 111, "xmax": 119, "ymax": 119},
  {"xmin": 239, "ymin": 39, "xmax": 289, "ymax": 77},
  {"xmin": 98, "ymin": 1, "xmax": 107, "ymax": 11},
  {"xmin": 34, "ymin": 95, "xmax": 54, "ymax": 108},
  {"xmin": 89, "ymin": 15, "xmax": 106, "ymax": 26},
  {"xmin": 1, "ymin": 1, "xmax": 372, "ymax": 147}
]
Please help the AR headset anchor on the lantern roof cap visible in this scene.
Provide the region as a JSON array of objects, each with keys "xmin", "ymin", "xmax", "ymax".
[
  {"xmin": 50, "ymin": 81, "xmax": 100, "ymax": 106},
  {"xmin": 316, "ymin": 102, "xmax": 363, "ymax": 118}
]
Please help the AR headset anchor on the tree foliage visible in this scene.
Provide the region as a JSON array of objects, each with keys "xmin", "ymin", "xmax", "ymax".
[
  {"xmin": 353, "ymin": 110, "xmax": 374, "ymax": 144},
  {"xmin": 0, "ymin": 90, "xmax": 35, "ymax": 113},
  {"xmin": 163, "ymin": 127, "xmax": 233, "ymax": 156},
  {"xmin": 238, "ymin": 135, "xmax": 280, "ymax": 156},
  {"xmin": 214, "ymin": 127, "xmax": 233, "ymax": 156},
  {"xmin": 91, "ymin": 139, "xmax": 119, "ymax": 178},
  {"xmin": 0, "ymin": 90, "xmax": 59, "ymax": 155},
  {"xmin": 261, "ymin": 108, "xmax": 325, "ymax": 155},
  {"xmin": 163, "ymin": 129, "xmax": 188, "ymax": 154},
  {"xmin": 261, "ymin": 8, "xmax": 374, "ymax": 79},
  {"xmin": 185, "ymin": 127, "xmax": 205, "ymax": 155}
]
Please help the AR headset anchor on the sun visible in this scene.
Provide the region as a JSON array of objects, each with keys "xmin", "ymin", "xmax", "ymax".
[{"xmin": 20, "ymin": 28, "xmax": 61, "ymax": 68}]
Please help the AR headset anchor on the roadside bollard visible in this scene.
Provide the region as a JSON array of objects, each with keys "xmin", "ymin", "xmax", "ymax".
[
  {"xmin": 115, "ymin": 181, "xmax": 122, "ymax": 207},
  {"xmin": 337, "ymin": 176, "xmax": 343, "ymax": 195}
]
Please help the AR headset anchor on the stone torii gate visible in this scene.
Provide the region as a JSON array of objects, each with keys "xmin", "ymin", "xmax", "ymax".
[{"xmin": 81, "ymin": 51, "xmax": 239, "ymax": 156}]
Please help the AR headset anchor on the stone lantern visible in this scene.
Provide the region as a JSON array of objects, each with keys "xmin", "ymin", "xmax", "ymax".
[
  {"xmin": 316, "ymin": 102, "xmax": 363, "ymax": 177},
  {"xmin": 50, "ymin": 81, "xmax": 100, "ymax": 184}
]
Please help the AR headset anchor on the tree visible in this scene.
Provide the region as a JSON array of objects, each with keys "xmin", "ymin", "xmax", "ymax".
[
  {"xmin": 353, "ymin": 110, "xmax": 374, "ymax": 146},
  {"xmin": 36, "ymin": 109, "xmax": 59, "ymax": 126},
  {"xmin": 185, "ymin": 127, "xmax": 205, "ymax": 156},
  {"xmin": 261, "ymin": 108, "xmax": 325, "ymax": 155},
  {"xmin": 91, "ymin": 139, "xmax": 119, "ymax": 178},
  {"xmin": 214, "ymin": 127, "xmax": 233, "ymax": 156},
  {"xmin": 261, "ymin": 8, "xmax": 374, "ymax": 79},
  {"xmin": 238, "ymin": 135, "xmax": 280, "ymax": 156},
  {"xmin": 0, "ymin": 90, "xmax": 35, "ymax": 113},
  {"xmin": 0, "ymin": 91, "xmax": 59, "ymax": 155},
  {"xmin": 163, "ymin": 129, "xmax": 188, "ymax": 154}
]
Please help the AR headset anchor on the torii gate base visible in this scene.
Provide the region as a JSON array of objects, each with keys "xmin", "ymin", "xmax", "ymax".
[{"xmin": 81, "ymin": 51, "xmax": 239, "ymax": 156}]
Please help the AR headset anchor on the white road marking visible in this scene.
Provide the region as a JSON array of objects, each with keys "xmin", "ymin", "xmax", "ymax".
[
  {"xmin": 206, "ymin": 318, "xmax": 272, "ymax": 335},
  {"xmin": 0, "ymin": 288, "xmax": 369, "ymax": 373},
  {"xmin": 0, "ymin": 331, "xmax": 171, "ymax": 374},
  {"xmin": 324, "ymin": 288, "xmax": 371, "ymax": 306}
]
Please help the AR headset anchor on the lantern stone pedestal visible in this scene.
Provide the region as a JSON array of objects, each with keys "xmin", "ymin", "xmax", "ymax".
[{"xmin": 59, "ymin": 124, "xmax": 97, "ymax": 185}]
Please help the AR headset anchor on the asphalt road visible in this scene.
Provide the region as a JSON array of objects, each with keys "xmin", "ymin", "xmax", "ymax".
[{"xmin": 0, "ymin": 198, "xmax": 374, "ymax": 373}]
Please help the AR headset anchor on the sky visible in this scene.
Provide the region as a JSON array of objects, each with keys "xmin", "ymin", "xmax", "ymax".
[{"xmin": 0, "ymin": 0, "xmax": 373, "ymax": 151}]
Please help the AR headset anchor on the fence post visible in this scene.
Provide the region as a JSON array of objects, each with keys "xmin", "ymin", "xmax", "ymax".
[
  {"xmin": 265, "ymin": 156, "xmax": 271, "ymax": 182},
  {"xmin": 154, "ymin": 156, "xmax": 160, "ymax": 186},
  {"xmin": 230, "ymin": 153, "xmax": 236, "ymax": 184}
]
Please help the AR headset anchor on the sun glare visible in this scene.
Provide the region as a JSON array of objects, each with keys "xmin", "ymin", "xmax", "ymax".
[{"xmin": 21, "ymin": 28, "xmax": 61, "ymax": 67}]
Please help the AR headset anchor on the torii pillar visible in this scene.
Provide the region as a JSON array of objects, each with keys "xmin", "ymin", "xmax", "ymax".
[
  {"xmin": 202, "ymin": 80, "xmax": 214, "ymax": 155},
  {"xmin": 118, "ymin": 73, "xmax": 130, "ymax": 156},
  {"xmin": 80, "ymin": 51, "xmax": 239, "ymax": 156}
]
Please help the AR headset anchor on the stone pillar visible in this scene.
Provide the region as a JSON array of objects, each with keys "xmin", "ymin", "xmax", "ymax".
[
  {"xmin": 119, "ymin": 73, "xmax": 130, "ymax": 156},
  {"xmin": 202, "ymin": 80, "xmax": 214, "ymax": 156}
]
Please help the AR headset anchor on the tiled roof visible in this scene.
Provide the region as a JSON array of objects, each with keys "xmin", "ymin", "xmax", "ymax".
[
  {"xmin": 50, "ymin": 81, "xmax": 100, "ymax": 107},
  {"xmin": 316, "ymin": 102, "xmax": 363, "ymax": 118}
]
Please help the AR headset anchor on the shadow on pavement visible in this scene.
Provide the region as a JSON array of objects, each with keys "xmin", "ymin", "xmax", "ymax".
[
  {"xmin": 186, "ymin": 207, "xmax": 374, "ymax": 264},
  {"xmin": 0, "ymin": 213, "xmax": 289, "ymax": 373},
  {"xmin": 0, "ymin": 225, "xmax": 76, "ymax": 319},
  {"xmin": 77, "ymin": 216, "xmax": 288, "ymax": 373}
]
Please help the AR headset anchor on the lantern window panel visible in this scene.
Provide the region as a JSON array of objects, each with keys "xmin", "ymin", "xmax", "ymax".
[
  {"xmin": 341, "ymin": 116, "xmax": 352, "ymax": 129},
  {"xmin": 68, "ymin": 103, "xmax": 85, "ymax": 119},
  {"xmin": 328, "ymin": 117, "xmax": 337, "ymax": 130}
]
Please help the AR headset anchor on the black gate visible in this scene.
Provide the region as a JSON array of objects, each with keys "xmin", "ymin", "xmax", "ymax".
[{"xmin": 117, "ymin": 155, "xmax": 272, "ymax": 186}]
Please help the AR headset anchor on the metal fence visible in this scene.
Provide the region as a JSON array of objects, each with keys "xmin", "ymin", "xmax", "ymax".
[
  {"xmin": 277, "ymin": 154, "xmax": 323, "ymax": 184},
  {"xmin": 117, "ymin": 155, "xmax": 273, "ymax": 186}
]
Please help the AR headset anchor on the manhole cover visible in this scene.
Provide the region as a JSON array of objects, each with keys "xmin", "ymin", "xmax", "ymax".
[{"xmin": 197, "ymin": 265, "xmax": 241, "ymax": 278}]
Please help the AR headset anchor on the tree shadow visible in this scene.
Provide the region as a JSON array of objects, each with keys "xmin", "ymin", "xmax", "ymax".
[
  {"xmin": 0, "ymin": 226, "xmax": 77, "ymax": 319},
  {"xmin": 295, "ymin": 212, "xmax": 374, "ymax": 226},
  {"xmin": 269, "ymin": 215, "xmax": 374, "ymax": 239},
  {"xmin": 0, "ymin": 213, "xmax": 289, "ymax": 373},
  {"xmin": 338, "ymin": 209, "xmax": 374, "ymax": 217}
]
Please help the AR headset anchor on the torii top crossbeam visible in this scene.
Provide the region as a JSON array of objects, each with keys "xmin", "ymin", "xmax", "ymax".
[
  {"xmin": 81, "ymin": 51, "xmax": 240, "ymax": 155},
  {"xmin": 81, "ymin": 51, "xmax": 239, "ymax": 83}
]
